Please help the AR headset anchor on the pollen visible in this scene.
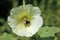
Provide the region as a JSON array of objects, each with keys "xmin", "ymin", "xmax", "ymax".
[{"xmin": 21, "ymin": 16, "xmax": 31, "ymax": 27}]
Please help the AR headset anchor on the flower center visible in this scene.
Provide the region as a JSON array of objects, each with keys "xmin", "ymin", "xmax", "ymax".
[
  {"xmin": 17, "ymin": 12, "xmax": 33, "ymax": 27},
  {"xmin": 22, "ymin": 16, "xmax": 31, "ymax": 27}
]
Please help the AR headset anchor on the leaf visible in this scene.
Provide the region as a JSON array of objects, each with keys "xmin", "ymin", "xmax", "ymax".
[
  {"xmin": 0, "ymin": 33, "xmax": 17, "ymax": 40},
  {"xmin": 54, "ymin": 37, "xmax": 57, "ymax": 40},
  {"xmin": 37, "ymin": 26, "xmax": 60, "ymax": 37},
  {"xmin": 40, "ymin": 36, "xmax": 54, "ymax": 40}
]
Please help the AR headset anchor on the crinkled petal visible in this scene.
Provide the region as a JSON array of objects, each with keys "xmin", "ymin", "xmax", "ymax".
[
  {"xmin": 8, "ymin": 16, "xmax": 18, "ymax": 28},
  {"xmin": 12, "ymin": 23, "xmax": 26, "ymax": 36},
  {"xmin": 33, "ymin": 7, "xmax": 41, "ymax": 15},
  {"xmin": 26, "ymin": 4, "xmax": 41, "ymax": 16},
  {"xmin": 10, "ymin": 4, "xmax": 41, "ymax": 17},
  {"xmin": 10, "ymin": 6, "xmax": 23, "ymax": 16},
  {"xmin": 12, "ymin": 23, "xmax": 33, "ymax": 37}
]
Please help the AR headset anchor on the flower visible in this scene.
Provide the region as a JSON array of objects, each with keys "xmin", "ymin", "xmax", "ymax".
[{"xmin": 8, "ymin": 4, "xmax": 43, "ymax": 37}]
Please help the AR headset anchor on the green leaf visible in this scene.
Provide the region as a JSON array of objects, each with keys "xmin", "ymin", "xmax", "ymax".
[
  {"xmin": 37, "ymin": 26, "xmax": 60, "ymax": 37},
  {"xmin": 54, "ymin": 37, "xmax": 57, "ymax": 40},
  {"xmin": 0, "ymin": 33, "xmax": 17, "ymax": 40},
  {"xmin": 40, "ymin": 37, "xmax": 54, "ymax": 40}
]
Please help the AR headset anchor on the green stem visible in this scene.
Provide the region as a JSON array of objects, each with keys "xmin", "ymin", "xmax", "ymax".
[
  {"xmin": 33, "ymin": 0, "xmax": 37, "ymax": 6},
  {"xmin": 12, "ymin": 0, "xmax": 18, "ymax": 8},
  {"xmin": 54, "ymin": 36, "xmax": 57, "ymax": 40},
  {"xmin": 23, "ymin": 0, "xmax": 26, "ymax": 8},
  {"xmin": 23, "ymin": 0, "xmax": 25, "ymax": 6}
]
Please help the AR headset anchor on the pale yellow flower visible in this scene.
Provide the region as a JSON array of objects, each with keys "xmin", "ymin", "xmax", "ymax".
[{"xmin": 8, "ymin": 4, "xmax": 43, "ymax": 37}]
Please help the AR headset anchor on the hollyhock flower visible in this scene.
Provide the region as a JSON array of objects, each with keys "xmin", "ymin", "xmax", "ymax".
[{"xmin": 8, "ymin": 4, "xmax": 43, "ymax": 37}]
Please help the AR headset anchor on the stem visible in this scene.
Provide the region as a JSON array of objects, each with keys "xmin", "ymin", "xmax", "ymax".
[
  {"xmin": 33, "ymin": 0, "xmax": 37, "ymax": 6},
  {"xmin": 12, "ymin": 0, "xmax": 18, "ymax": 8},
  {"xmin": 23, "ymin": 0, "xmax": 25, "ymax": 8}
]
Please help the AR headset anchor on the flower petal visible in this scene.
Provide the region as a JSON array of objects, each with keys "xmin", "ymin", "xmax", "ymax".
[
  {"xmin": 26, "ymin": 14, "xmax": 43, "ymax": 36},
  {"xmin": 12, "ymin": 23, "xmax": 33, "ymax": 37},
  {"xmin": 10, "ymin": 4, "xmax": 41, "ymax": 17},
  {"xmin": 12, "ymin": 23, "xmax": 27, "ymax": 36},
  {"xmin": 33, "ymin": 7, "xmax": 41, "ymax": 15},
  {"xmin": 10, "ymin": 6, "xmax": 23, "ymax": 16},
  {"xmin": 25, "ymin": 4, "xmax": 41, "ymax": 16},
  {"xmin": 8, "ymin": 16, "xmax": 18, "ymax": 28}
]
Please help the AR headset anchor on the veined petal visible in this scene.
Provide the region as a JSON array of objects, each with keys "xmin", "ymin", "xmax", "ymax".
[
  {"xmin": 12, "ymin": 24, "xmax": 34, "ymax": 37},
  {"xmin": 12, "ymin": 23, "xmax": 26, "ymax": 36},
  {"xmin": 10, "ymin": 4, "xmax": 41, "ymax": 17},
  {"xmin": 10, "ymin": 6, "xmax": 23, "ymax": 16},
  {"xmin": 33, "ymin": 7, "xmax": 41, "ymax": 15},
  {"xmin": 31, "ymin": 14, "xmax": 43, "ymax": 28},
  {"xmin": 8, "ymin": 16, "xmax": 18, "ymax": 28},
  {"xmin": 12, "ymin": 23, "xmax": 33, "ymax": 37},
  {"xmin": 26, "ymin": 14, "xmax": 43, "ymax": 37},
  {"xmin": 25, "ymin": 4, "xmax": 41, "ymax": 16}
]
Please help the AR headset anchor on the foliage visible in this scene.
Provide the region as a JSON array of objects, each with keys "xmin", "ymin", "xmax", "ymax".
[
  {"xmin": 30, "ymin": 26, "xmax": 60, "ymax": 40},
  {"xmin": 0, "ymin": 33, "xmax": 17, "ymax": 40},
  {"xmin": 37, "ymin": 26, "xmax": 60, "ymax": 37}
]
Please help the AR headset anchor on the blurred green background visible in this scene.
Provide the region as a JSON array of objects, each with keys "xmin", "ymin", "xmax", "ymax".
[{"xmin": 0, "ymin": 0, "xmax": 60, "ymax": 40}]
